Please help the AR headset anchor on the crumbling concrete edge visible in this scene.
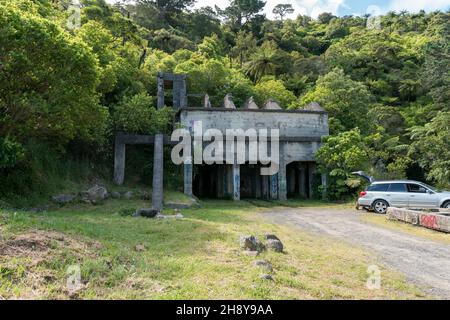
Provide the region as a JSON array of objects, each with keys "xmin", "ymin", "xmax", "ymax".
[{"xmin": 386, "ymin": 207, "xmax": 450, "ymax": 233}]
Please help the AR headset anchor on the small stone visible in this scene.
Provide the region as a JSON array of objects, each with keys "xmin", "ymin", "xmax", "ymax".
[
  {"xmin": 135, "ymin": 244, "xmax": 145, "ymax": 252},
  {"xmin": 80, "ymin": 185, "xmax": 108, "ymax": 204},
  {"xmin": 260, "ymin": 274, "xmax": 273, "ymax": 281},
  {"xmin": 123, "ymin": 191, "xmax": 134, "ymax": 199},
  {"xmin": 111, "ymin": 192, "xmax": 121, "ymax": 199},
  {"xmin": 254, "ymin": 260, "xmax": 273, "ymax": 271},
  {"xmin": 134, "ymin": 208, "xmax": 158, "ymax": 218},
  {"xmin": 239, "ymin": 235, "xmax": 266, "ymax": 252},
  {"xmin": 266, "ymin": 239, "xmax": 283, "ymax": 252},
  {"xmin": 52, "ymin": 194, "xmax": 77, "ymax": 205}
]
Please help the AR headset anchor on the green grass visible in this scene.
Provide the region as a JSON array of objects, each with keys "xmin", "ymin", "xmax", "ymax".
[{"xmin": 0, "ymin": 197, "xmax": 425, "ymax": 299}]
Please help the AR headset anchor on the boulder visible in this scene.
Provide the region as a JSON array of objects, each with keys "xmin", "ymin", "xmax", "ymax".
[
  {"xmin": 52, "ymin": 194, "xmax": 77, "ymax": 205},
  {"xmin": 254, "ymin": 260, "xmax": 273, "ymax": 272},
  {"xmin": 264, "ymin": 234, "xmax": 280, "ymax": 241},
  {"xmin": 133, "ymin": 208, "xmax": 158, "ymax": 218},
  {"xmin": 266, "ymin": 239, "xmax": 283, "ymax": 252},
  {"xmin": 80, "ymin": 185, "xmax": 108, "ymax": 204},
  {"xmin": 260, "ymin": 274, "xmax": 273, "ymax": 281},
  {"xmin": 123, "ymin": 191, "xmax": 134, "ymax": 199},
  {"xmin": 239, "ymin": 235, "xmax": 266, "ymax": 252},
  {"xmin": 110, "ymin": 192, "xmax": 121, "ymax": 199}
]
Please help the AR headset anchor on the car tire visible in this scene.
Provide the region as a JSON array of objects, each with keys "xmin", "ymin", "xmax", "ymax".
[
  {"xmin": 372, "ymin": 199, "xmax": 389, "ymax": 214},
  {"xmin": 442, "ymin": 201, "xmax": 450, "ymax": 209}
]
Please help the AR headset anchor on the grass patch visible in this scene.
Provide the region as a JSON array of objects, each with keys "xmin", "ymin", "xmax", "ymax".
[
  {"xmin": 0, "ymin": 198, "xmax": 425, "ymax": 299},
  {"xmin": 361, "ymin": 213, "xmax": 450, "ymax": 244}
]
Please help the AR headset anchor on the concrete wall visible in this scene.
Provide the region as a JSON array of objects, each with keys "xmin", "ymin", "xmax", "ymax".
[{"xmin": 179, "ymin": 108, "xmax": 329, "ymax": 139}]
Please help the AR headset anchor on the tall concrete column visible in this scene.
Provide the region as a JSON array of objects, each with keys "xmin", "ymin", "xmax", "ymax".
[
  {"xmin": 321, "ymin": 173, "xmax": 327, "ymax": 200},
  {"xmin": 183, "ymin": 157, "xmax": 193, "ymax": 197},
  {"xmin": 270, "ymin": 173, "xmax": 278, "ymax": 199},
  {"xmin": 152, "ymin": 134, "xmax": 164, "ymax": 211},
  {"xmin": 152, "ymin": 73, "xmax": 165, "ymax": 211},
  {"xmin": 232, "ymin": 164, "xmax": 240, "ymax": 201},
  {"xmin": 298, "ymin": 167, "xmax": 307, "ymax": 198},
  {"xmin": 278, "ymin": 163, "xmax": 287, "ymax": 200},
  {"xmin": 113, "ymin": 138, "xmax": 125, "ymax": 185},
  {"xmin": 308, "ymin": 162, "xmax": 316, "ymax": 199}
]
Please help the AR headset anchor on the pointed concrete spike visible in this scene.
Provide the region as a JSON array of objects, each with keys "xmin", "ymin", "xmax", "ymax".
[
  {"xmin": 204, "ymin": 94, "xmax": 212, "ymax": 108},
  {"xmin": 303, "ymin": 102, "xmax": 325, "ymax": 112},
  {"xmin": 244, "ymin": 96, "xmax": 259, "ymax": 109},
  {"xmin": 263, "ymin": 99, "xmax": 282, "ymax": 110},
  {"xmin": 224, "ymin": 93, "xmax": 236, "ymax": 109}
]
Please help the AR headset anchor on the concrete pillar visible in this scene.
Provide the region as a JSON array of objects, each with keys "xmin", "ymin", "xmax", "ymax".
[
  {"xmin": 278, "ymin": 163, "xmax": 287, "ymax": 201},
  {"xmin": 255, "ymin": 169, "xmax": 261, "ymax": 198},
  {"xmin": 113, "ymin": 138, "xmax": 125, "ymax": 185},
  {"xmin": 321, "ymin": 172, "xmax": 327, "ymax": 200},
  {"xmin": 261, "ymin": 175, "xmax": 269, "ymax": 199},
  {"xmin": 152, "ymin": 74, "xmax": 165, "ymax": 211},
  {"xmin": 270, "ymin": 173, "xmax": 278, "ymax": 199},
  {"xmin": 183, "ymin": 158, "xmax": 193, "ymax": 197},
  {"xmin": 232, "ymin": 164, "xmax": 240, "ymax": 201},
  {"xmin": 217, "ymin": 166, "xmax": 223, "ymax": 198},
  {"xmin": 298, "ymin": 167, "xmax": 307, "ymax": 198},
  {"xmin": 308, "ymin": 162, "xmax": 316, "ymax": 199},
  {"xmin": 152, "ymin": 134, "xmax": 164, "ymax": 211}
]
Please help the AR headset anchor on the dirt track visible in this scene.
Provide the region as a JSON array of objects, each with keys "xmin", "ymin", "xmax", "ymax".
[{"xmin": 261, "ymin": 207, "xmax": 450, "ymax": 299}]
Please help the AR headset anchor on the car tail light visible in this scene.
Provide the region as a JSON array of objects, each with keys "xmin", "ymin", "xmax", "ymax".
[{"xmin": 359, "ymin": 191, "xmax": 367, "ymax": 197}]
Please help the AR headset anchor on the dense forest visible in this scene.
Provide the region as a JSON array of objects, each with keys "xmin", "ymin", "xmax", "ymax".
[{"xmin": 0, "ymin": 0, "xmax": 449, "ymax": 205}]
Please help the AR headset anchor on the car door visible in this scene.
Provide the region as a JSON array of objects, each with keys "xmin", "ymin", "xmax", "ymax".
[
  {"xmin": 407, "ymin": 183, "xmax": 440, "ymax": 208},
  {"xmin": 385, "ymin": 183, "xmax": 408, "ymax": 207}
]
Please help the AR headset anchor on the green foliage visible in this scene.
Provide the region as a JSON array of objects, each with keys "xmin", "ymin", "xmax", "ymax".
[
  {"xmin": 113, "ymin": 93, "xmax": 174, "ymax": 135},
  {"xmin": 1, "ymin": 0, "xmax": 449, "ymax": 202},
  {"xmin": 409, "ymin": 112, "xmax": 450, "ymax": 188},
  {"xmin": 316, "ymin": 129, "xmax": 371, "ymax": 199},
  {"xmin": 254, "ymin": 79, "xmax": 296, "ymax": 108},
  {"xmin": 299, "ymin": 68, "xmax": 374, "ymax": 134},
  {"xmin": 0, "ymin": 138, "xmax": 24, "ymax": 169}
]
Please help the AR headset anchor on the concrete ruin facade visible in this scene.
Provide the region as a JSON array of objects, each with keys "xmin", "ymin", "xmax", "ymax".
[{"xmin": 113, "ymin": 73, "xmax": 329, "ymax": 205}]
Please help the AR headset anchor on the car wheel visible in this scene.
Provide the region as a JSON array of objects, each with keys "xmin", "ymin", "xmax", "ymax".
[
  {"xmin": 373, "ymin": 200, "xmax": 389, "ymax": 214},
  {"xmin": 443, "ymin": 201, "xmax": 450, "ymax": 209}
]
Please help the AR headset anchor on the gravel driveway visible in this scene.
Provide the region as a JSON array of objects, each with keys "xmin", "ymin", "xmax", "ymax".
[{"xmin": 261, "ymin": 207, "xmax": 450, "ymax": 299}]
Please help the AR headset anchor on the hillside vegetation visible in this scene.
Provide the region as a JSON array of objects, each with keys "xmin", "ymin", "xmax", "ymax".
[{"xmin": 0, "ymin": 0, "xmax": 449, "ymax": 205}]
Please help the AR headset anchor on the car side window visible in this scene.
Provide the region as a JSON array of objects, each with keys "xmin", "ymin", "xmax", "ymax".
[
  {"xmin": 388, "ymin": 183, "xmax": 407, "ymax": 192},
  {"xmin": 407, "ymin": 184, "xmax": 427, "ymax": 193},
  {"xmin": 367, "ymin": 184, "xmax": 389, "ymax": 192}
]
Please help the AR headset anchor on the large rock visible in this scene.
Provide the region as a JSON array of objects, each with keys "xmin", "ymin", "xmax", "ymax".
[
  {"xmin": 254, "ymin": 260, "xmax": 273, "ymax": 271},
  {"xmin": 52, "ymin": 194, "xmax": 77, "ymax": 205},
  {"xmin": 266, "ymin": 239, "xmax": 283, "ymax": 252},
  {"xmin": 133, "ymin": 208, "xmax": 158, "ymax": 218},
  {"xmin": 265, "ymin": 234, "xmax": 280, "ymax": 241},
  {"xmin": 110, "ymin": 192, "xmax": 121, "ymax": 199},
  {"xmin": 81, "ymin": 185, "xmax": 108, "ymax": 204},
  {"xmin": 239, "ymin": 235, "xmax": 266, "ymax": 252}
]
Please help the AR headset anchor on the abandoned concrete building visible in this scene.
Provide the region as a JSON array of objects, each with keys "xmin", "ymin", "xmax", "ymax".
[{"xmin": 114, "ymin": 73, "xmax": 329, "ymax": 210}]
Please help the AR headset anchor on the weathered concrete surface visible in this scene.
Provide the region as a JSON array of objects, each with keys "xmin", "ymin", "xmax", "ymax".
[
  {"xmin": 387, "ymin": 207, "xmax": 450, "ymax": 233},
  {"xmin": 261, "ymin": 207, "xmax": 450, "ymax": 299}
]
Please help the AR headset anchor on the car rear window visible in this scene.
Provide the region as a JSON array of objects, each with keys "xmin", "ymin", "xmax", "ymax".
[
  {"xmin": 388, "ymin": 183, "xmax": 407, "ymax": 192},
  {"xmin": 367, "ymin": 184, "xmax": 389, "ymax": 192}
]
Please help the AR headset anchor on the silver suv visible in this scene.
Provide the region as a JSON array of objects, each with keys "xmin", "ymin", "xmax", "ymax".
[{"xmin": 358, "ymin": 180, "xmax": 450, "ymax": 214}]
